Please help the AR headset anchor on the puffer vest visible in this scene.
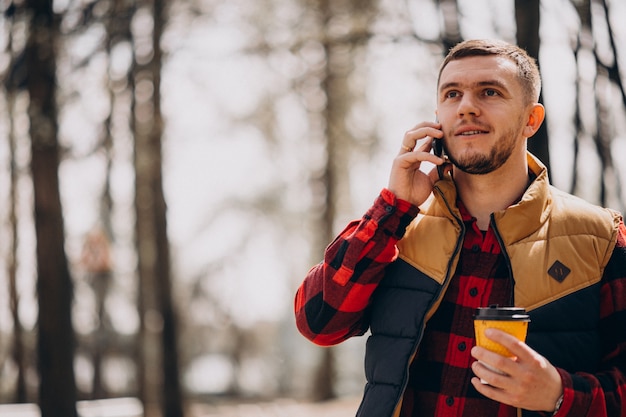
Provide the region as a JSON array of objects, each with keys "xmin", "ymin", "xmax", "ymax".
[{"xmin": 355, "ymin": 154, "xmax": 621, "ymax": 417}]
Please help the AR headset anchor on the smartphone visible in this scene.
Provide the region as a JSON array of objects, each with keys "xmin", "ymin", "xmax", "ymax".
[
  {"xmin": 432, "ymin": 119, "xmax": 445, "ymax": 179},
  {"xmin": 432, "ymin": 136, "xmax": 444, "ymax": 158}
]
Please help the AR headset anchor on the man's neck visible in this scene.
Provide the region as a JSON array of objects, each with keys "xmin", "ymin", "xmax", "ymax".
[{"xmin": 454, "ymin": 168, "xmax": 530, "ymax": 231}]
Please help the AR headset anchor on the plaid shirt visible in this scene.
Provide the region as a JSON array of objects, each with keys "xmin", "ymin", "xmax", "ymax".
[{"xmin": 295, "ymin": 188, "xmax": 626, "ymax": 417}]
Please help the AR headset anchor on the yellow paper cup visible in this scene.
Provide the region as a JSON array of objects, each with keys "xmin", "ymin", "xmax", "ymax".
[{"xmin": 474, "ymin": 306, "xmax": 530, "ymax": 357}]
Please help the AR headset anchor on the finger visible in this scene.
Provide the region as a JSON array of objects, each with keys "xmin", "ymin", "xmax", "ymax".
[
  {"xmin": 471, "ymin": 359, "xmax": 511, "ymax": 388},
  {"xmin": 398, "ymin": 150, "xmax": 445, "ymax": 169},
  {"xmin": 484, "ymin": 328, "xmax": 531, "ymax": 360},
  {"xmin": 471, "ymin": 345, "xmax": 517, "ymax": 383},
  {"xmin": 471, "ymin": 377, "xmax": 510, "ymax": 404},
  {"xmin": 400, "ymin": 135, "xmax": 430, "ymax": 154},
  {"xmin": 398, "ymin": 137, "xmax": 444, "ymax": 165},
  {"xmin": 400, "ymin": 125, "xmax": 443, "ymax": 154},
  {"xmin": 471, "ymin": 362, "xmax": 521, "ymax": 400},
  {"xmin": 471, "ymin": 361, "xmax": 495, "ymax": 387}
]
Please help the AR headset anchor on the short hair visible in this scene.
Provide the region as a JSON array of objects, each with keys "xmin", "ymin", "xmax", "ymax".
[{"xmin": 437, "ymin": 39, "xmax": 542, "ymax": 104}]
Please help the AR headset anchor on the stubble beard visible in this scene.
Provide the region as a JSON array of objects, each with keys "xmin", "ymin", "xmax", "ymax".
[{"xmin": 445, "ymin": 124, "xmax": 521, "ymax": 175}]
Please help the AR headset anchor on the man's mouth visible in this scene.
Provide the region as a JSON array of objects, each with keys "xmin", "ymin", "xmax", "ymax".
[
  {"xmin": 459, "ymin": 130, "xmax": 486, "ymax": 136},
  {"xmin": 454, "ymin": 126, "xmax": 490, "ymax": 137}
]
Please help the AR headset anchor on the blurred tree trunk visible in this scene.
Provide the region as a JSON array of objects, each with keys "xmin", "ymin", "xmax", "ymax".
[
  {"xmin": 5, "ymin": 4, "xmax": 28, "ymax": 403},
  {"xmin": 594, "ymin": 0, "xmax": 625, "ymax": 208},
  {"xmin": 132, "ymin": 0, "xmax": 184, "ymax": 415},
  {"xmin": 309, "ymin": 0, "xmax": 375, "ymax": 401},
  {"xmin": 24, "ymin": 0, "xmax": 78, "ymax": 415},
  {"xmin": 571, "ymin": 0, "xmax": 594, "ymax": 196},
  {"xmin": 571, "ymin": 0, "xmax": 594, "ymax": 198},
  {"xmin": 80, "ymin": 0, "xmax": 134, "ymax": 400},
  {"xmin": 515, "ymin": 0, "xmax": 551, "ymax": 174},
  {"xmin": 8, "ymin": 91, "xmax": 28, "ymax": 404},
  {"xmin": 437, "ymin": 0, "xmax": 462, "ymax": 51},
  {"xmin": 572, "ymin": 0, "xmax": 623, "ymax": 207}
]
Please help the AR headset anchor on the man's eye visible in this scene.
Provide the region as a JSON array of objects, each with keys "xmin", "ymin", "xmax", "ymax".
[
  {"xmin": 446, "ymin": 91, "xmax": 459, "ymax": 98},
  {"xmin": 484, "ymin": 89, "xmax": 499, "ymax": 97}
]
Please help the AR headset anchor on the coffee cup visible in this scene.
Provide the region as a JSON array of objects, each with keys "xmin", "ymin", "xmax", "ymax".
[{"xmin": 474, "ymin": 305, "xmax": 530, "ymax": 383}]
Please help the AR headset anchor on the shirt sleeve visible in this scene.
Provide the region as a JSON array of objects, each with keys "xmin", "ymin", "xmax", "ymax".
[
  {"xmin": 554, "ymin": 220, "xmax": 626, "ymax": 417},
  {"xmin": 294, "ymin": 189, "xmax": 419, "ymax": 346}
]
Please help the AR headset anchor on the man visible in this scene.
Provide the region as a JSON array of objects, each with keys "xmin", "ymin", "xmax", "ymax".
[{"xmin": 294, "ymin": 39, "xmax": 626, "ymax": 417}]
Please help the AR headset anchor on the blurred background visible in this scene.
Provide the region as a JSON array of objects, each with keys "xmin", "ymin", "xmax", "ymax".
[{"xmin": 1, "ymin": 0, "xmax": 626, "ymax": 416}]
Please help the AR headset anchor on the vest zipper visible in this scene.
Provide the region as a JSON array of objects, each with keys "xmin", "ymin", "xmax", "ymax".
[
  {"xmin": 491, "ymin": 215, "xmax": 521, "ymax": 417},
  {"xmin": 489, "ymin": 214, "xmax": 515, "ymax": 306},
  {"xmin": 391, "ymin": 186, "xmax": 466, "ymax": 416}
]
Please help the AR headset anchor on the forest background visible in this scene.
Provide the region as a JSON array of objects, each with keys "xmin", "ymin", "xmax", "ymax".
[{"xmin": 1, "ymin": 0, "xmax": 626, "ymax": 416}]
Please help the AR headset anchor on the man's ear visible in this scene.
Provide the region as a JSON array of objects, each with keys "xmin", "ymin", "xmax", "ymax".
[{"xmin": 523, "ymin": 103, "xmax": 545, "ymax": 138}]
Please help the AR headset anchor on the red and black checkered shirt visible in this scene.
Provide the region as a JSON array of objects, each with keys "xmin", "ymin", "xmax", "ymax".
[{"xmin": 295, "ymin": 188, "xmax": 626, "ymax": 417}]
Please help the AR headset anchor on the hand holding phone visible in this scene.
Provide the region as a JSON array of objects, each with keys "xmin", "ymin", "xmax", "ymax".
[{"xmin": 390, "ymin": 119, "xmax": 446, "ymax": 205}]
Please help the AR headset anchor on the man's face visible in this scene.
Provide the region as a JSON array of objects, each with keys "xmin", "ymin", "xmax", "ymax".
[{"xmin": 436, "ymin": 55, "xmax": 531, "ymax": 175}]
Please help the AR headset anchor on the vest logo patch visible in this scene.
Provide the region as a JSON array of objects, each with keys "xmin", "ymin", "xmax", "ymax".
[{"xmin": 548, "ymin": 260, "xmax": 571, "ymax": 283}]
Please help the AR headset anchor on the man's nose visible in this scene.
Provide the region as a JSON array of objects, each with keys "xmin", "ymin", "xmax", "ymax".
[{"xmin": 457, "ymin": 94, "xmax": 480, "ymax": 117}]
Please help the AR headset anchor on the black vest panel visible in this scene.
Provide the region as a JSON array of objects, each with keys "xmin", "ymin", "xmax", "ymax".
[
  {"xmin": 357, "ymin": 259, "xmax": 442, "ymax": 417},
  {"xmin": 526, "ymin": 283, "xmax": 602, "ymax": 373}
]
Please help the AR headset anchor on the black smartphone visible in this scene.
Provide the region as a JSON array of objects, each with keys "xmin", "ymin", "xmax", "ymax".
[
  {"xmin": 432, "ymin": 119, "xmax": 445, "ymax": 180},
  {"xmin": 432, "ymin": 136, "xmax": 444, "ymax": 158}
]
